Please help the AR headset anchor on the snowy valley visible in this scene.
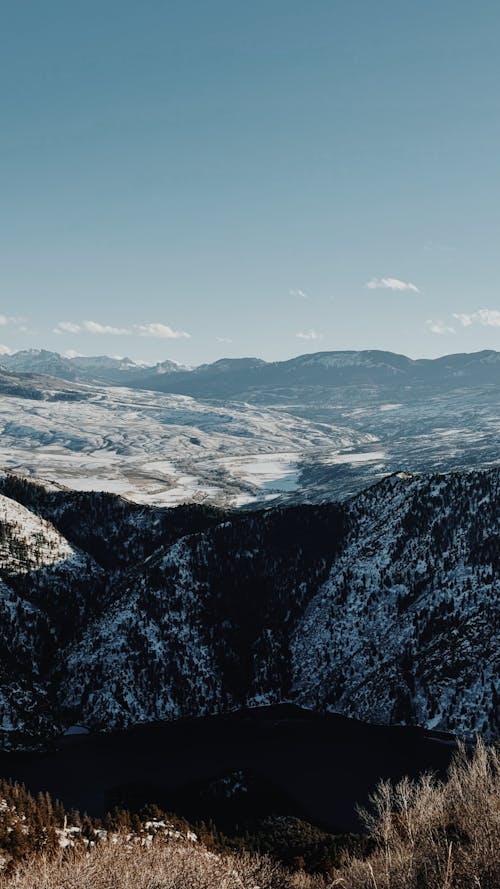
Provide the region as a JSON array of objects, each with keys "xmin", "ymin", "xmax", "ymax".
[{"xmin": 0, "ymin": 348, "xmax": 498, "ymax": 507}]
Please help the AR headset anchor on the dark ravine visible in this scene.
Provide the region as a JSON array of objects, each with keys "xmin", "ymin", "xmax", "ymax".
[{"xmin": 0, "ymin": 706, "xmax": 456, "ymax": 832}]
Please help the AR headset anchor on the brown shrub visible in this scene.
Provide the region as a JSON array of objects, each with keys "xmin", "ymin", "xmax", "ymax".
[
  {"xmin": 0, "ymin": 840, "xmax": 325, "ymax": 889},
  {"xmin": 331, "ymin": 738, "xmax": 500, "ymax": 888}
]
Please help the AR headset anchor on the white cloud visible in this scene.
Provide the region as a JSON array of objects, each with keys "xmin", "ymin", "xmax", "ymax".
[
  {"xmin": 426, "ymin": 319, "xmax": 456, "ymax": 335},
  {"xmin": 289, "ymin": 288, "xmax": 308, "ymax": 299},
  {"xmin": 296, "ymin": 329, "xmax": 323, "ymax": 341},
  {"xmin": 0, "ymin": 344, "xmax": 13, "ymax": 354},
  {"xmin": 453, "ymin": 313, "xmax": 474, "ymax": 327},
  {"xmin": 56, "ymin": 319, "xmax": 128, "ymax": 336},
  {"xmin": 54, "ymin": 321, "xmax": 82, "ymax": 334},
  {"xmin": 135, "ymin": 322, "xmax": 191, "ymax": 339},
  {"xmin": 83, "ymin": 320, "xmax": 129, "ymax": 335},
  {"xmin": 0, "ymin": 314, "xmax": 26, "ymax": 328},
  {"xmin": 366, "ymin": 277, "xmax": 420, "ymax": 293},
  {"xmin": 54, "ymin": 319, "xmax": 191, "ymax": 339},
  {"xmin": 453, "ymin": 309, "xmax": 500, "ymax": 328},
  {"xmin": 216, "ymin": 336, "xmax": 233, "ymax": 344}
]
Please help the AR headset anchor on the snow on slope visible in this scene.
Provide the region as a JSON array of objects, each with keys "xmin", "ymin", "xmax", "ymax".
[
  {"xmin": 53, "ymin": 470, "xmax": 500, "ymax": 741},
  {"xmin": 0, "ymin": 493, "xmax": 86, "ymax": 574},
  {"xmin": 0, "ymin": 470, "xmax": 497, "ymax": 746},
  {"xmin": 61, "ymin": 537, "xmax": 224, "ymax": 728},
  {"xmin": 0, "ymin": 348, "xmax": 498, "ymax": 508},
  {"xmin": 0, "ymin": 576, "xmax": 51, "ymax": 736},
  {"xmin": 291, "ymin": 470, "xmax": 499, "ymax": 738},
  {"xmin": 0, "ymin": 386, "xmax": 374, "ymax": 506},
  {"xmin": 0, "ymin": 491, "xmax": 105, "ymax": 745}
]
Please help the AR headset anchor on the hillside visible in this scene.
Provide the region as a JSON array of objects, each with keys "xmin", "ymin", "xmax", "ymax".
[
  {"xmin": 292, "ymin": 471, "xmax": 499, "ymax": 737},
  {"xmin": 0, "ymin": 468, "xmax": 497, "ymax": 748}
]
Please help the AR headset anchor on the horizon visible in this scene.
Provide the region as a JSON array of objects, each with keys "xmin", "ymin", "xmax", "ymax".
[{"xmin": 2, "ymin": 342, "xmax": 500, "ymax": 370}]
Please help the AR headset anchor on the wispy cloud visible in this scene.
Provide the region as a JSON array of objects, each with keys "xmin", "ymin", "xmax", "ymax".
[
  {"xmin": 83, "ymin": 320, "xmax": 129, "ymax": 335},
  {"xmin": 366, "ymin": 277, "xmax": 420, "ymax": 293},
  {"xmin": 0, "ymin": 314, "xmax": 26, "ymax": 328},
  {"xmin": 426, "ymin": 319, "xmax": 456, "ymax": 335},
  {"xmin": 289, "ymin": 288, "xmax": 308, "ymax": 299},
  {"xmin": 216, "ymin": 336, "xmax": 233, "ymax": 344},
  {"xmin": 54, "ymin": 321, "xmax": 82, "ymax": 334},
  {"xmin": 54, "ymin": 320, "xmax": 191, "ymax": 339},
  {"xmin": 136, "ymin": 322, "xmax": 190, "ymax": 339},
  {"xmin": 453, "ymin": 309, "xmax": 500, "ymax": 328},
  {"xmin": 296, "ymin": 329, "xmax": 323, "ymax": 341}
]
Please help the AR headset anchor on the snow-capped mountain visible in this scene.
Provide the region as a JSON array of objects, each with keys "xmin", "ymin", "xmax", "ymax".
[
  {"xmin": 70, "ymin": 354, "xmax": 189, "ymax": 382},
  {"xmin": 2, "ymin": 350, "xmax": 76, "ymax": 378},
  {"xmin": 0, "ymin": 468, "xmax": 497, "ymax": 749},
  {"xmin": 0, "ymin": 350, "xmax": 188, "ymax": 386},
  {"xmin": 1, "ymin": 350, "xmax": 147, "ymax": 385}
]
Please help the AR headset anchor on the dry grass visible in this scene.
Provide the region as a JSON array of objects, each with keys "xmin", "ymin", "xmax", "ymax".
[
  {"xmin": 0, "ymin": 740, "xmax": 498, "ymax": 888},
  {"xmin": 331, "ymin": 739, "xmax": 500, "ymax": 888},
  {"xmin": 0, "ymin": 842, "xmax": 325, "ymax": 889}
]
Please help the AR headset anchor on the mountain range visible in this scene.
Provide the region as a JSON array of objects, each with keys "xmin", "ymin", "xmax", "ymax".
[
  {"xmin": 0, "ymin": 350, "xmax": 183, "ymax": 386},
  {"xmin": 1, "ymin": 347, "xmax": 500, "ymax": 396},
  {"xmin": 0, "ymin": 467, "xmax": 497, "ymax": 750}
]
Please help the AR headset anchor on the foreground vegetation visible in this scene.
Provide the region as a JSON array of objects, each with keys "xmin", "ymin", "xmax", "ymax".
[
  {"xmin": 0, "ymin": 741, "xmax": 498, "ymax": 888},
  {"xmin": 336, "ymin": 739, "xmax": 499, "ymax": 888}
]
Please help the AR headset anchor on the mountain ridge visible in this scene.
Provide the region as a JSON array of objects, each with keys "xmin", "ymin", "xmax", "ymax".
[
  {"xmin": 1, "ymin": 347, "xmax": 499, "ymax": 394},
  {"xmin": 0, "ymin": 467, "xmax": 497, "ymax": 749}
]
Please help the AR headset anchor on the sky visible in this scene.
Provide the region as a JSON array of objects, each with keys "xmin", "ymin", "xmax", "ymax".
[{"xmin": 1, "ymin": 0, "xmax": 499, "ymax": 365}]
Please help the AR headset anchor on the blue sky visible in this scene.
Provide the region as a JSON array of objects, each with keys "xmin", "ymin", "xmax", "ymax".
[{"xmin": 1, "ymin": 1, "xmax": 499, "ymax": 364}]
